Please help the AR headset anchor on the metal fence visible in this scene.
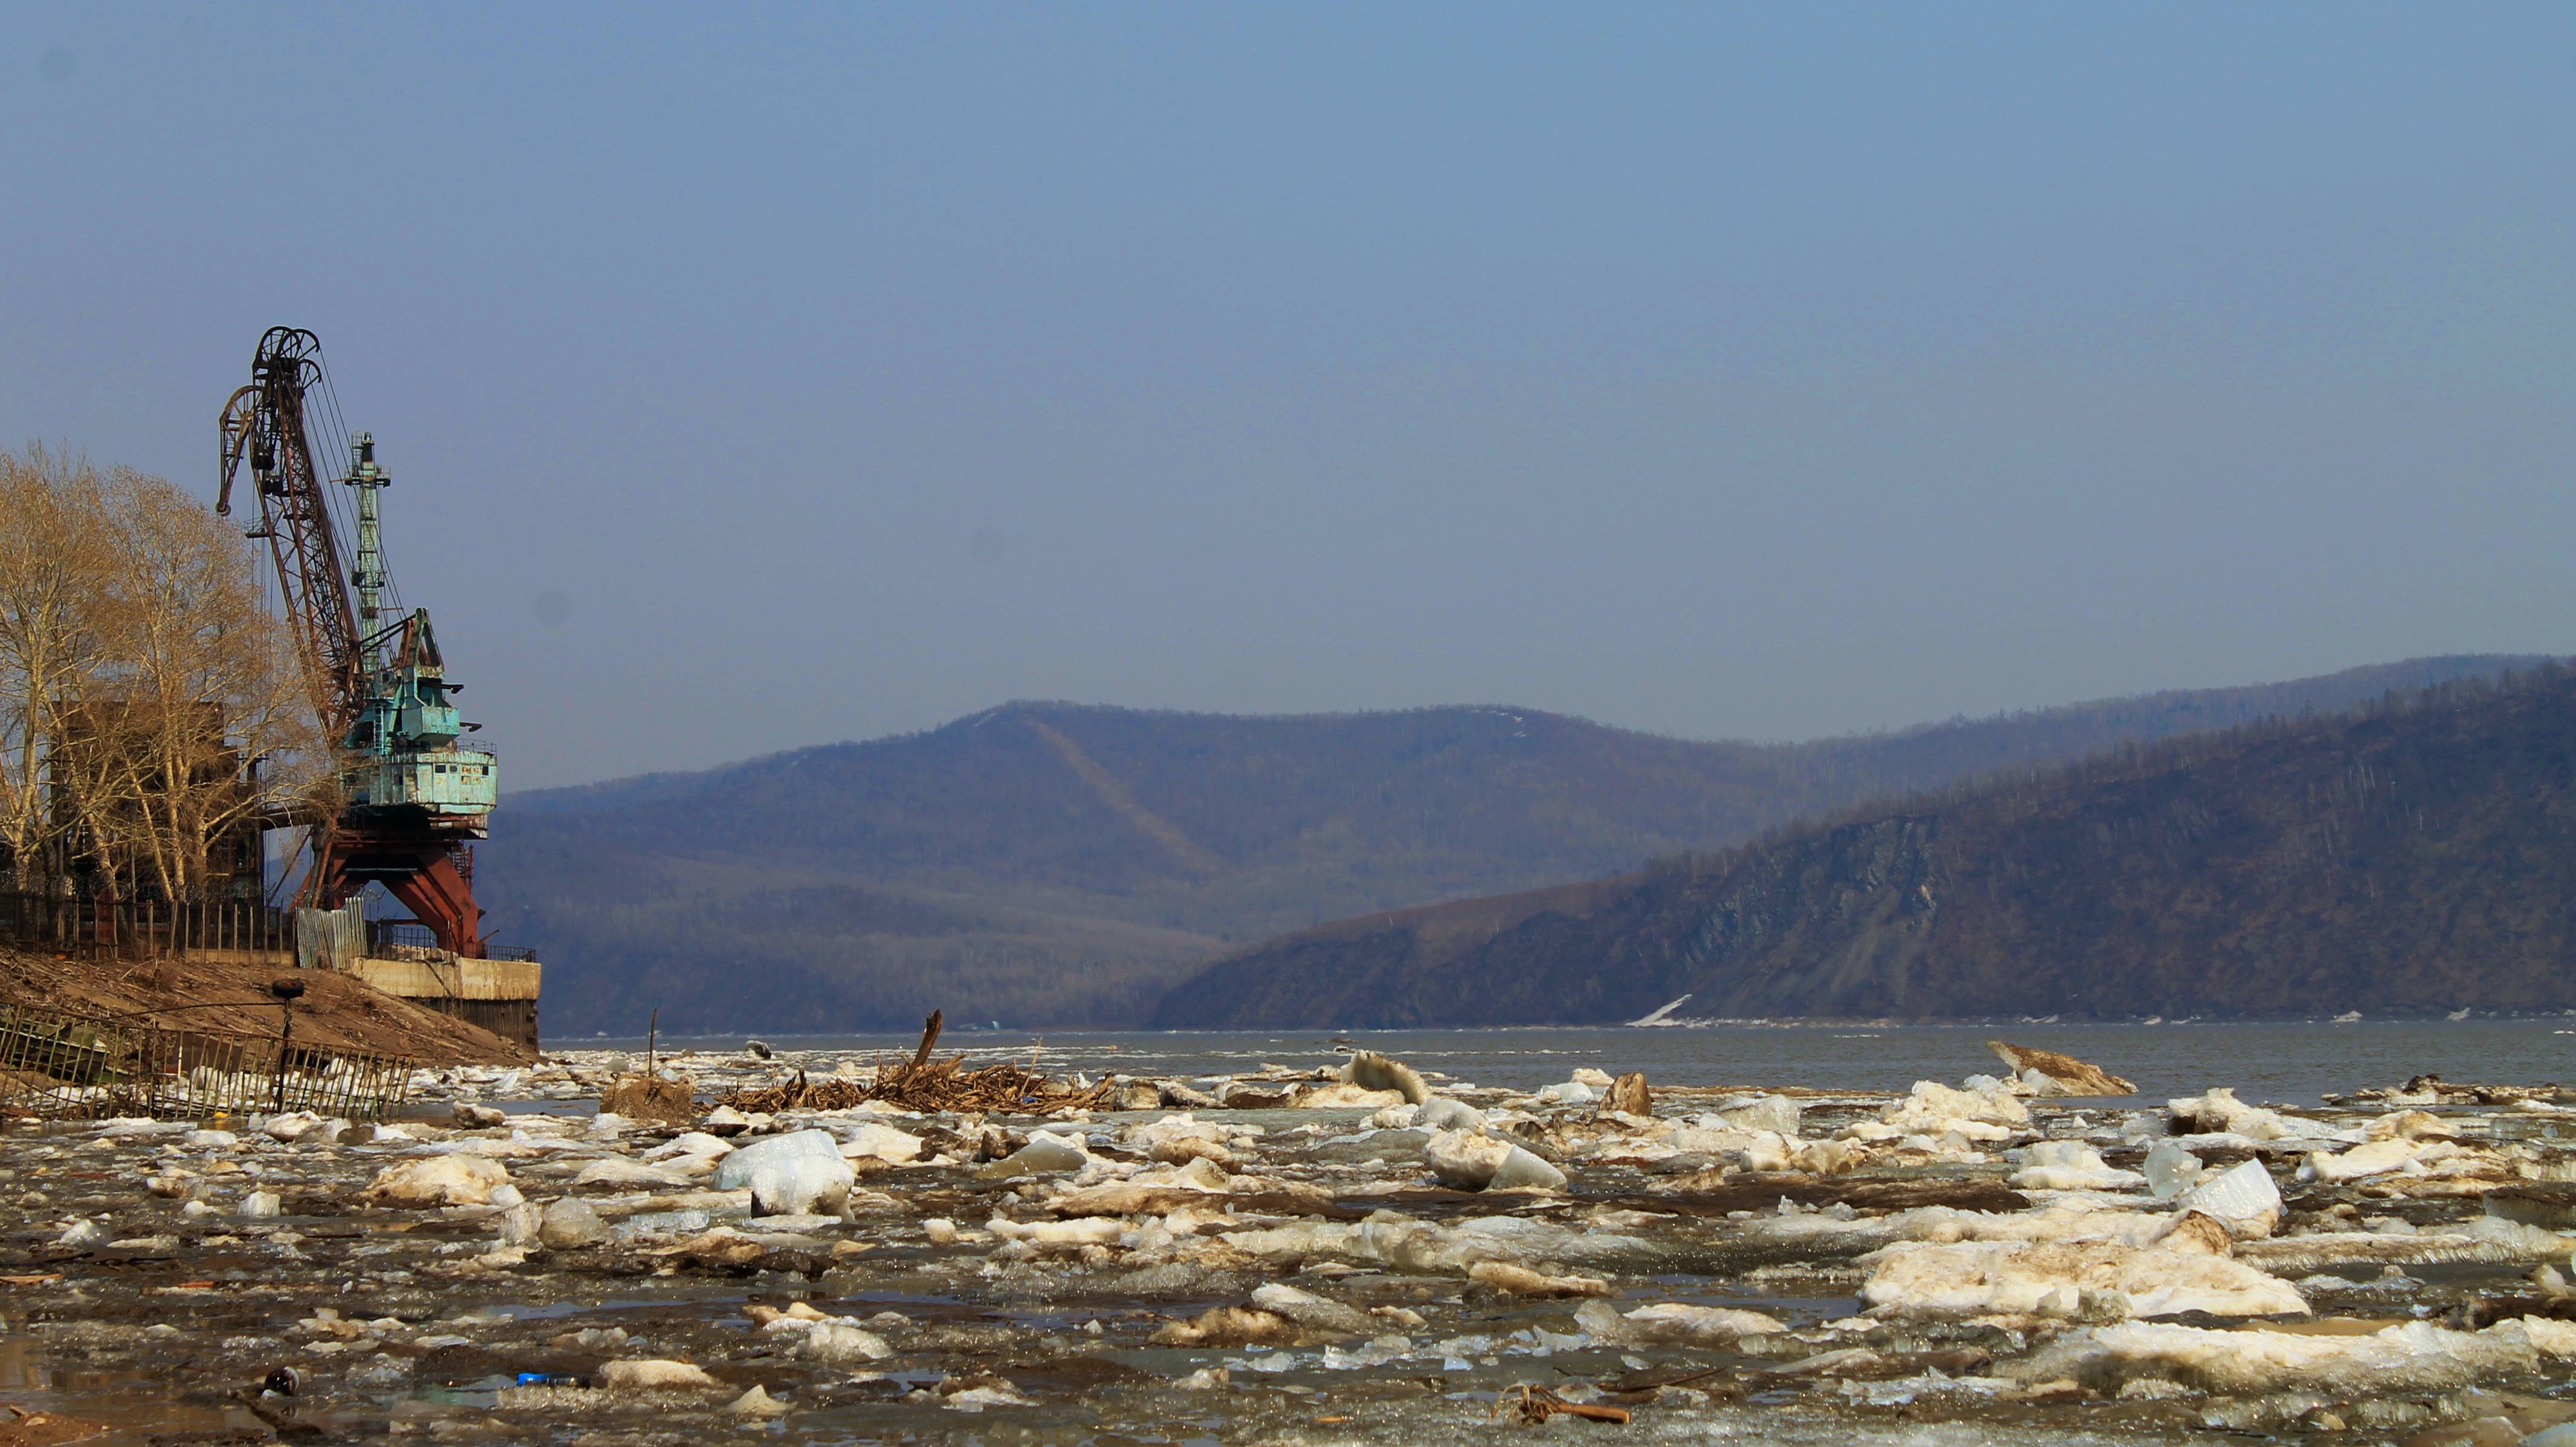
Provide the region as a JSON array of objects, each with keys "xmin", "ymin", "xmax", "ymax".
[
  {"xmin": 367, "ymin": 918, "xmax": 537, "ymax": 962},
  {"xmin": 0, "ymin": 1001, "xmax": 415, "ymax": 1121},
  {"xmin": 2, "ymin": 892, "xmax": 534, "ymax": 964},
  {"xmin": 0, "ymin": 891, "xmax": 292, "ymax": 960}
]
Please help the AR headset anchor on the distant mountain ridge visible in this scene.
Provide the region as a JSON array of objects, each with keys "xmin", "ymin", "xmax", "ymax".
[
  {"xmin": 476, "ymin": 655, "xmax": 2546, "ymax": 1034},
  {"xmin": 1153, "ymin": 664, "xmax": 2576, "ymax": 1027}
]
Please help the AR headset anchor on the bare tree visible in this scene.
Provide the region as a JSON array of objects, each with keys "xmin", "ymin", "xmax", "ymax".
[
  {"xmin": 0, "ymin": 446, "xmax": 112, "ymax": 890},
  {"xmin": 93, "ymin": 468, "xmax": 328, "ymax": 901},
  {"xmin": 0, "ymin": 448, "xmax": 327, "ymax": 902}
]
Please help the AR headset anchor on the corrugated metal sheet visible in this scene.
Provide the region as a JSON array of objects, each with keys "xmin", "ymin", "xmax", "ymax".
[{"xmin": 294, "ymin": 898, "xmax": 367, "ymax": 971}]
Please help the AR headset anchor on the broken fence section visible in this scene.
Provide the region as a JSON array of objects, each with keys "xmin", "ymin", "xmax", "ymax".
[{"xmin": 0, "ymin": 1003, "xmax": 415, "ymax": 1122}]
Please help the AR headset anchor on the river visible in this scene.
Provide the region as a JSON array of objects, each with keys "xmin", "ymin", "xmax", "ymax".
[{"xmin": 595, "ymin": 1017, "xmax": 2576, "ymax": 1106}]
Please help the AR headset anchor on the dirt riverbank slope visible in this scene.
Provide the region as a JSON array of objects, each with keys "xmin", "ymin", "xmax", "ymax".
[{"xmin": 0, "ymin": 946, "xmax": 531, "ymax": 1064}]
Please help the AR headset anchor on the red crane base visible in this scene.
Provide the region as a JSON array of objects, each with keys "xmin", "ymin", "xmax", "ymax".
[{"xmin": 308, "ymin": 827, "xmax": 487, "ymax": 958}]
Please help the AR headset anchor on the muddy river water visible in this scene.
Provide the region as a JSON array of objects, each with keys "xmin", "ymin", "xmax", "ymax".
[{"xmin": 4, "ymin": 1022, "xmax": 2574, "ymax": 1445}]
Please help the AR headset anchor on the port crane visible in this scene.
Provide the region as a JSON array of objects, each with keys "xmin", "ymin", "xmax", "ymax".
[{"xmin": 218, "ymin": 326, "xmax": 498, "ymax": 956}]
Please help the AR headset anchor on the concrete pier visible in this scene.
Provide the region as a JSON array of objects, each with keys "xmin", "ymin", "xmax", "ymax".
[{"xmin": 345, "ymin": 955, "xmax": 543, "ymax": 1050}]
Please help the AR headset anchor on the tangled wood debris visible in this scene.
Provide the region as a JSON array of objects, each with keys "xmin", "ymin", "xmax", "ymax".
[{"xmin": 716, "ymin": 1010, "xmax": 1114, "ymax": 1116}]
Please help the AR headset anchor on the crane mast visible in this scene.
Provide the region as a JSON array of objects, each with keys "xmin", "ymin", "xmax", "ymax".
[{"xmin": 218, "ymin": 326, "xmax": 499, "ymax": 957}]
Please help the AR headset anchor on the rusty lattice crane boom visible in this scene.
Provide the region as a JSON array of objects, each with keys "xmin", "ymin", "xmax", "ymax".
[
  {"xmin": 215, "ymin": 329, "xmax": 365, "ymax": 729},
  {"xmin": 218, "ymin": 326, "xmax": 497, "ymax": 956}
]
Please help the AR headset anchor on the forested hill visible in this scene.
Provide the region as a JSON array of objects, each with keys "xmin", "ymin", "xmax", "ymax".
[
  {"xmin": 478, "ymin": 654, "xmax": 2542, "ymax": 1035},
  {"xmin": 1153, "ymin": 666, "xmax": 2576, "ymax": 1028}
]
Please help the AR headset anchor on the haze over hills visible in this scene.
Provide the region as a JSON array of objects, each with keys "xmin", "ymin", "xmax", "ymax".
[
  {"xmin": 477, "ymin": 655, "xmax": 2543, "ymax": 1034},
  {"xmin": 1156, "ymin": 665, "xmax": 2576, "ymax": 1029}
]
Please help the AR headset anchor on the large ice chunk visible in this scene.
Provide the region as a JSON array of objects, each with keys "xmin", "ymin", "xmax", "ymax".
[
  {"xmin": 642, "ymin": 1131, "xmax": 734, "ymax": 1163},
  {"xmin": 2142, "ymin": 1140, "xmax": 2204, "ymax": 1199},
  {"xmin": 1417, "ymin": 1097, "xmax": 1485, "ymax": 1133},
  {"xmin": 2009, "ymin": 1141, "xmax": 2147, "ymax": 1192},
  {"xmin": 1860, "ymin": 1239, "xmax": 2307, "ymax": 1320},
  {"xmin": 1424, "ymin": 1129, "xmax": 1564, "ymax": 1191},
  {"xmin": 977, "ymin": 1129, "xmax": 1090, "ymax": 1180},
  {"xmin": 1222, "ymin": 1211, "xmax": 1650, "ymax": 1272},
  {"xmin": 1707, "ymin": 1094, "xmax": 1802, "ymax": 1135},
  {"xmin": 712, "ymin": 1129, "xmax": 855, "ymax": 1216},
  {"xmin": 2176, "ymin": 1159, "xmax": 2283, "ymax": 1237},
  {"xmin": 572, "ymin": 1157, "xmax": 698, "ymax": 1188},
  {"xmin": 1575, "ymin": 1297, "xmax": 1785, "ymax": 1345},
  {"xmin": 2022, "ymin": 1319, "xmax": 2542, "ymax": 1396},
  {"xmin": 1340, "ymin": 1051, "xmax": 1430, "ymax": 1105},
  {"xmin": 1249, "ymin": 1282, "xmax": 1373, "ymax": 1335},
  {"xmin": 2300, "ymin": 1136, "xmax": 2430, "ymax": 1184},
  {"xmin": 1881, "ymin": 1079, "xmax": 2030, "ymax": 1136},
  {"xmin": 362, "ymin": 1155, "xmax": 511, "ymax": 1207},
  {"xmin": 838, "ymin": 1123, "xmax": 925, "ymax": 1164},
  {"xmin": 2167, "ymin": 1087, "xmax": 2309, "ymax": 1142}
]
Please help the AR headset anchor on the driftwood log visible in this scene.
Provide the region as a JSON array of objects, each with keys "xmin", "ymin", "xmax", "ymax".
[{"xmin": 1987, "ymin": 1040, "xmax": 2136, "ymax": 1095}]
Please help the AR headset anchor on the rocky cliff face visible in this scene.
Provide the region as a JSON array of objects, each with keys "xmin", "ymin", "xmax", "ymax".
[
  {"xmin": 1157, "ymin": 666, "xmax": 2576, "ymax": 1027},
  {"xmin": 1663, "ymin": 816, "xmax": 1946, "ymax": 1017}
]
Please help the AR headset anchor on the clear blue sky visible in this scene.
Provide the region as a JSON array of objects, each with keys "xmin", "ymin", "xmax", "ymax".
[{"xmin": 6, "ymin": 5, "xmax": 2570, "ymax": 788}]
